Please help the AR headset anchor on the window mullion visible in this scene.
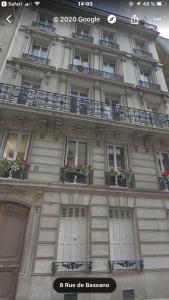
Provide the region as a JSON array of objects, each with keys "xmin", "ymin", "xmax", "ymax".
[
  {"xmin": 75, "ymin": 141, "xmax": 78, "ymax": 166},
  {"xmin": 114, "ymin": 146, "xmax": 117, "ymax": 170},
  {"xmin": 13, "ymin": 133, "xmax": 21, "ymax": 160}
]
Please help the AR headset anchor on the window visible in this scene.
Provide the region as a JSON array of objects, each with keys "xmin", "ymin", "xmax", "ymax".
[
  {"xmin": 2, "ymin": 132, "xmax": 30, "ymax": 161},
  {"xmin": 65, "ymin": 139, "xmax": 88, "ymax": 166},
  {"xmin": 70, "ymin": 88, "xmax": 88, "ymax": 115},
  {"xmin": 156, "ymin": 151, "xmax": 169, "ymax": 173},
  {"xmin": 39, "ymin": 14, "xmax": 53, "ymax": 26},
  {"xmin": 73, "ymin": 53, "xmax": 89, "ymax": 67},
  {"xmin": 64, "ymin": 294, "xmax": 77, "ymax": 300},
  {"xmin": 77, "ymin": 24, "xmax": 90, "ymax": 36},
  {"xmin": 140, "ymin": 70, "xmax": 150, "ymax": 82},
  {"xmin": 57, "ymin": 206, "xmax": 87, "ymax": 271},
  {"xmin": 103, "ymin": 61, "xmax": 115, "ymax": 73},
  {"xmin": 109, "ymin": 208, "xmax": 135, "ymax": 266},
  {"xmin": 107, "ymin": 145, "xmax": 125, "ymax": 171},
  {"xmin": 135, "ymin": 39, "xmax": 145, "ymax": 50},
  {"xmin": 123, "ymin": 289, "xmax": 135, "ymax": 300},
  {"xmin": 21, "ymin": 77, "xmax": 41, "ymax": 89},
  {"xmin": 31, "ymin": 44, "xmax": 48, "ymax": 58},
  {"xmin": 103, "ymin": 31, "xmax": 114, "ymax": 43},
  {"xmin": 101, "ymin": 94, "xmax": 121, "ymax": 119}
]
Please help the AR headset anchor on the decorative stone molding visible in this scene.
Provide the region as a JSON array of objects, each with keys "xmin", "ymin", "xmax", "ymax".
[
  {"xmin": 15, "ymin": 117, "xmax": 25, "ymax": 129},
  {"xmin": 95, "ymin": 125, "xmax": 106, "ymax": 140},
  {"xmin": 143, "ymin": 133, "xmax": 154, "ymax": 152}
]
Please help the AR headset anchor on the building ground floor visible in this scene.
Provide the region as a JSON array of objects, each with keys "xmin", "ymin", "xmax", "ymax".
[{"xmin": 0, "ymin": 181, "xmax": 169, "ymax": 300}]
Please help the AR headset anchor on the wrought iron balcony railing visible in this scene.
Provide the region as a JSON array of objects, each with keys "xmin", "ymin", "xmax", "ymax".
[
  {"xmin": 159, "ymin": 177, "xmax": 169, "ymax": 192},
  {"xmin": 1, "ymin": 83, "xmax": 169, "ymax": 129},
  {"xmin": 60, "ymin": 167, "xmax": 93, "ymax": 185},
  {"xmin": 32, "ymin": 21, "xmax": 56, "ymax": 32},
  {"xmin": 99, "ymin": 39, "xmax": 119, "ymax": 49},
  {"xmin": 133, "ymin": 48, "xmax": 152, "ymax": 58},
  {"xmin": 52, "ymin": 261, "xmax": 92, "ymax": 274},
  {"xmin": 139, "ymin": 80, "xmax": 160, "ymax": 90},
  {"xmin": 0, "ymin": 164, "xmax": 29, "ymax": 180},
  {"xmin": 68, "ymin": 64, "xmax": 124, "ymax": 81},
  {"xmin": 23, "ymin": 53, "xmax": 49, "ymax": 65},
  {"xmin": 109, "ymin": 260, "xmax": 144, "ymax": 271},
  {"xmin": 105, "ymin": 172, "xmax": 135, "ymax": 189},
  {"xmin": 72, "ymin": 32, "xmax": 93, "ymax": 43}
]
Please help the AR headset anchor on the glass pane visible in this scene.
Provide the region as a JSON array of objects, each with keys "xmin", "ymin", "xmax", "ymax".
[
  {"xmin": 17, "ymin": 134, "xmax": 28, "ymax": 160},
  {"xmin": 162, "ymin": 153, "xmax": 169, "ymax": 171},
  {"xmin": 78, "ymin": 142, "xmax": 87, "ymax": 165},
  {"xmin": 41, "ymin": 47, "xmax": 47, "ymax": 58},
  {"xmin": 67, "ymin": 141, "xmax": 76, "ymax": 165},
  {"xmin": 116, "ymin": 147, "xmax": 125, "ymax": 169},
  {"xmin": 3, "ymin": 133, "xmax": 18, "ymax": 159},
  {"xmin": 32, "ymin": 45, "xmax": 40, "ymax": 56}
]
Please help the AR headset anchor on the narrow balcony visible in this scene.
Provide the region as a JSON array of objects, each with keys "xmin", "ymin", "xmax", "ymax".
[
  {"xmin": 1, "ymin": 83, "xmax": 169, "ymax": 129},
  {"xmin": 99, "ymin": 40, "xmax": 119, "ymax": 49},
  {"xmin": 68, "ymin": 64, "xmax": 124, "ymax": 81},
  {"xmin": 105, "ymin": 171, "xmax": 135, "ymax": 189},
  {"xmin": 0, "ymin": 158, "xmax": 29, "ymax": 180},
  {"xmin": 72, "ymin": 32, "xmax": 93, "ymax": 43},
  {"xmin": 52, "ymin": 261, "xmax": 92, "ymax": 274},
  {"xmin": 60, "ymin": 166, "xmax": 93, "ymax": 185},
  {"xmin": 109, "ymin": 260, "xmax": 144, "ymax": 271},
  {"xmin": 23, "ymin": 53, "xmax": 49, "ymax": 65},
  {"xmin": 133, "ymin": 48, "xmax": 152, "ymax": 58},
  {"xmin": 139, "ymin": 80, "xmax": 160, "ymax": 90},
  {"xmin": 32, "ymin": 21, "xmax": 56, "ymax": 33}
]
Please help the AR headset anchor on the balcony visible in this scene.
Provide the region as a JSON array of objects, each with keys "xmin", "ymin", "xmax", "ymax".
[
  {"xmin": 109, "ymin": 260, "xmax": 144, "ymax": 271},
  {"xmin": 139, "ymin": 80, "xmax": 160, "ymax": 91},
  {"xmin": 1, "ymin": 83, "xmax": 169, "ymax": 129},
  {"xmin": 32, "ymin": 21, "xmax": 56, "ymax": 33},
  {"xmin": 133, "ymin": 48, "xmax": 152, "ymax": 58},
  {"xmin": 72, "ymin": 32, "xmax": 93, "ymax": 43},
  {"xmin": 60, "ymin": 167, "xmax": 93, "ymax": 185},
  {"xmin": 52, "ymin": 261, "xmax": 92, "ymax": 274},
  {"xmin": 0, "ymin": 159, "xmax": 29, "ymax": 180},
  {"xmin": 105, "ymin": 171, "xmax": 135, "ymax": 189},
  {"xmin": 68, "ymin": 64, "xmax": 124, "ymax": 81},
  {"xmin": 23, "ymin": 53, "xmax": 49, "ymax": 65},
  {"xmin": 99, "ymin": 40, "xmax": 119, "ymax": 49}
]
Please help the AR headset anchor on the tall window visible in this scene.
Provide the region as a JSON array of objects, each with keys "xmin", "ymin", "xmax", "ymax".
[
  {"xmin": 65, "ymin": 139, "xmax": 88, "ymax": 166},
  {"xmin": 70, "ymin": 89, "xmax": 88, "ymax": 115},
  {"xmin": 109, "ymin": 208, "xmax": 135, "ymax": 266},
  {"xmin": 31, "ymin": 44, "xmax": 48, "ymax": 58},
  {"xmin": 103, "ymin": 61, "xmax": 115, "ymax": 73},
  {"xmin": 64, "ymin": 294, "xmax": 77, "ymax": 300},
  {"xmin": 77, "ymin": 24, "xmax": 90, "ymax": 36},
  {"xmin": 39, "ymin": 14, "xmax": 53, "ymax": 26},
  {"xmin": 103, "ymin": 31, "xmax": 115, "ymax": 43},
  {"xmin": 57, "ymin": 206, "xmax": 87, "ymax": 271},
  {"xmin": 156, "ymin": 151, "xmax": 169, "ymax": 173},
  {"xmin": 2, "ymin": 132, "xmax": 30, "ymax": 161},
  {"xmin": 73, "ymin": 53, "xmax": 89, "ymax": 67},
  {"xmin": 21, "ymin": 78, "xmax": 41, "ymax": 89},
  {"xmin": 140, "ymin": 69, "xmax": 151, "ymax": 82},
  {"xmin": 107, "ymin": 145, "xmax": 125, "ymax": 171},
  {"xmin": 135, "ymin": 39, "xmax": 145, "ymax": 50}
]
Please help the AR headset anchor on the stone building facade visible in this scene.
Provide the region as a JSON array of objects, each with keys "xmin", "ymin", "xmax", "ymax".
[{"xmin": 0, "ymin": 1, "xmax": 169, "ymax": 300}]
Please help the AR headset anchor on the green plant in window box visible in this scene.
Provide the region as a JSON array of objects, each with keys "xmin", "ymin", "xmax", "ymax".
[
  {"xmin": 0, "ymin": 157, "xmax": 10, "ymax": 177},
  {"xmin": 109, "ymin": 169, "xmax": 119, "ymax": 177},
  {"xmin": 77, "ymin": 163, "xmax": 93, "ymax": 176}
]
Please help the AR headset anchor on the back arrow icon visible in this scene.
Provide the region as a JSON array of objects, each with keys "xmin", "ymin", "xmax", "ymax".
[{"xmin": 6, "ymin": 15, "xmax": 12, "ymax": 24}]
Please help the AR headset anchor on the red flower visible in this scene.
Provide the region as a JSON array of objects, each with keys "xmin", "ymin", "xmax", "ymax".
[
  {"xmin": 161, "ymin": 171, "xmax": 169, "ymax": 177},
  {"xmin": 21, "ymin": 160, "xmax": 28, "ymax": 165}
]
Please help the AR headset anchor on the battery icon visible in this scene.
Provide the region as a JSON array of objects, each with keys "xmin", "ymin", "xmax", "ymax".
[{"xmin": 156, "ymin": 1, "xmax": 162, "ymax": 5}]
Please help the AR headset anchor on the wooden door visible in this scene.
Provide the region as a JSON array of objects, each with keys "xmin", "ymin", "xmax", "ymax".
[{"xmin": 0, "ymin": 202, "xmax": 29, "ymax": 300}]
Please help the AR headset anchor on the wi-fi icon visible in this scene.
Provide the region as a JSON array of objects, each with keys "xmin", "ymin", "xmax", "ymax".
[{"xmin": 34, "ymin": 1, "xmax": 40, "ymax": 6}]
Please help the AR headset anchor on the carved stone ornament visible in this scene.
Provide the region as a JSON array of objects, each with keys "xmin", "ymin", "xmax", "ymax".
[
  {"xmin": 143, "ymin": 133, "xmax": 153, "ymax": 152},
  {"xmin": 53, "ymin": 119, "xmax": 63, "ymax": 140}
]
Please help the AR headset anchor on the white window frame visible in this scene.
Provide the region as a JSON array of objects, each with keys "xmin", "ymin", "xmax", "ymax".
[
  {"xmin": 103, "ymin": 30, "xmax": 115, "ymax": 42},
  {"xmin": 107, "ymin": 144, "xmax": 127, "ymax": 171},
  {"xmin": 73, "ymin": 52, "xmax": 89, "ymax": 67},
  {"xmin": 156, "ymin": 151, "xmax": 169, "ymax": 174},
  {"xmin": 65, "ymin": 138, "xmax": 89, "ymax": 167},
  {"xmin": 38, "ymin": 14, "xmax": 53, "ymax": 26},
  {"xmin": 31, "ymin": 43, "xmax": 49, "ymax": 58},
  {"xmin": 77, "ymin": 24, "xmax": 90, "ymax": 36},
  {"xmin": 0, "ymin": 130, "xmax": 31, "ymax": 161},
  {"xmin": 103, "ymin": 60, "xmax": 116, "ymax": 73},
  {"xmin": 21, "ymin": 78, "xmax": 41, "ymax": 89}
]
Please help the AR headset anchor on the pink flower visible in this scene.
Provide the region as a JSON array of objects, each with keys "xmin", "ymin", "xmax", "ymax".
[{"xmin": 161, "ymin": 171, "xmax": 169, "ymax": 177}]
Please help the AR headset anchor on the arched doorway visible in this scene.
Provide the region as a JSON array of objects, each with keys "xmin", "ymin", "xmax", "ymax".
[{"xmin": 0, "ymin": 202, "xmax": 29, "ymax": 300}]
